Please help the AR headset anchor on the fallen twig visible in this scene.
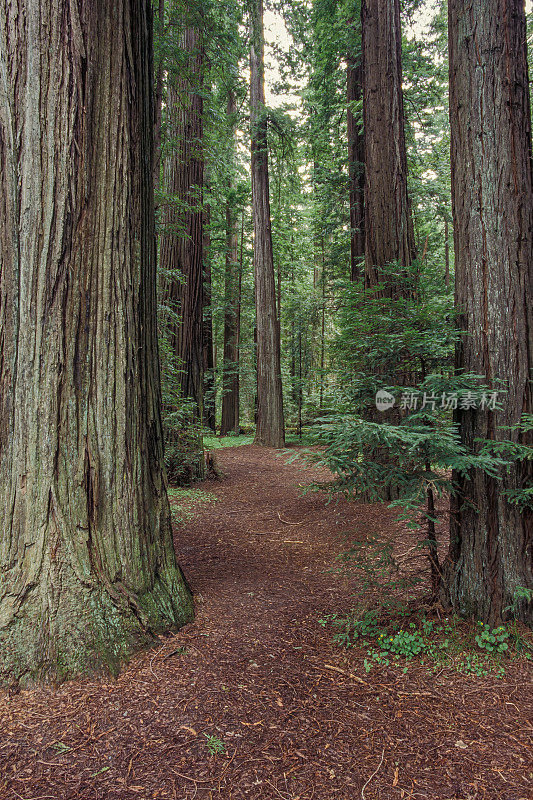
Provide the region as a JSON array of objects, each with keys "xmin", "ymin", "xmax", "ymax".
[
  {"xmin": 361, "ymin": 747, "xmax": 385, "ymax": 799},
  {"xmin": 278, "ymin": 513, "xmax": 305, "ymax": 525}
]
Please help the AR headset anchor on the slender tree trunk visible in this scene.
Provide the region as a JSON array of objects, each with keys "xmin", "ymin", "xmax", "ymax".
[
  {"xmin": 444, "ymin": 217, "xmax": 450, "ymax": 290},
  {"xmin": 250, "ymin": 0, "xmax": 285, "ymax": 447},
  {"xmin": 347, "ymin": 47, "xmax": 365, "ymax": 281},
  {"xmin": 320, "ymin": 278, "xmax": 326, "ymax": 409},
  {"xmin": 202, "ymin": 201, "xmax": 216, "ymax": 432},
  {"xmin": 0, "ymin": 0, "xmax": 193, "ymax": 686},
  {"xmin": 160, "ymin": 23, "xmax": 204, "ymax": 418},
  {"xmin": 443, "ymin": 0, "xmax": 533, "ymax": 626},
  {"xmin": 220, "ymin": 91, "xmax": 241, "ymax": 436},
  {"xmin": 298, "ymin": 329, "xmax": 303, "ymax": 439},
  {"xmin": 153, "ymin": 0, "xmax": 166, "ymax": 190},
  {"xmin": 361, "ymin": 0, "xmax": 416, "ymax": 295}
]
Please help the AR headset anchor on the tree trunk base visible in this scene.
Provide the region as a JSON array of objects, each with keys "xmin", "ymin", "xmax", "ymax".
[{"xmin": 0, "ymin": 566, "xmax": 193, "ymax": 688}]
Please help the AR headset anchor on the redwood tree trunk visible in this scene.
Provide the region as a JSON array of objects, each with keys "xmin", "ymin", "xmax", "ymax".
[
  {"xmin": 220, "ymin": 91, "xmax": 241, "ymax": 436},
  {"xmin": 347, "ymin": 49, "xmax": 365, "ymax": 281},
  {"xmin": 250, "ymin": 0, "xmax": 285, "ymax": 447},
  {"xmin": 203, "ymin": 201, "xmax": 216, "ymax": 432},
  {"xmin": 0, "ymin": 0, "xmax": 193, "ymax": 686},
  {"xmin": 362, "ymin": 0, "xmax": 416, "ymax": 293},
  {"xmin": 153, "ymin": 0, "xmax": 166, "ymax": 190},
  {"xmin": 160, "ymin": 23, "xmax": 205, "ymax": 418},
  {"xmin": 443, "ymin": 0, "xmax": 533, "ymax": 626}
]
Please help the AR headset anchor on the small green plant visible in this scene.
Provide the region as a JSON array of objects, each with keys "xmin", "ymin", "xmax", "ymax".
[
  {"xmin": 320, "ymin": 608, "xmax": 381, "ymax": 647},
  {"xmin": 204, "ymin": 734, "xmax": 226, "ymax": 756},
  {"xmin": 377, "ymin": 627, "xmax": 425, "ymax": 658},
  {"xmin": 475, "ymin": 623, "xmax": 510, "ymax": 653},
  {"xmin": 458, "ymin": 652, "xmax": 490, "ymax": 677},
  {"xmin": 321, "ymin": 606, "xmax": 531, "ymax": 679},
  {"xmin": 51, "ymin": 742, "xmax": 72, "ymax": 753},
  {"xmin": 505, "ymin": 586, "xmax": 533, "ymax": 618}
]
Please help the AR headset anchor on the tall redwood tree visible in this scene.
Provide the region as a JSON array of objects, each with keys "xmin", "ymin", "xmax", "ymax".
[
  {"xmin": 444, "ymin": 0, "xmax": 533, "ymax": 625},
  {"xmin": 347, "ymin": 32, "xmax": 365, "ymax": 280},
  {"xmin": 361, "ymin": 0, "xmax": 415, "ymax": 294},
  {"xmin": 0, "ymin": 0, "xmax": 193, "ymax": 685},
  {"xmin": 250, "ymin": 0, "xmax": 285, "ymax": 447},
  {"xmin": 160, "ymin": 17, "xmax": 205, "ymax": 418},
  {"xmin": 220, "ymin": 90, "xmax": 242, "ymax": 436}
]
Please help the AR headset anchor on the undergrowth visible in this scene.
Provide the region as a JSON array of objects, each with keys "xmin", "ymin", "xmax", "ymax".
[
  {"xmin": 320, "ymin": 608, "xmax": 533, "ymax": 678},
  {"xmin": 320, "ymin": 532, "xmax": 533, "ymax": 678},
  {"xmin": 167, "ymin": 487, "xmax": 217, "ymax": 524},
  {"xmin": 203, "ymin": 434, "xmax": 254, "ymax": 450}
]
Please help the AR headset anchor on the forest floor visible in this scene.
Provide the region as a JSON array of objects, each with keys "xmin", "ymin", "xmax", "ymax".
[{"xmin": 1, "ymin": 444, "xmax": 532, "ymax": 800}]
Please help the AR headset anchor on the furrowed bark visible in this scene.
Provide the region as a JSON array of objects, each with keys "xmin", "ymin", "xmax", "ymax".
[
  {"xmin": 250, "ymin": 0, "xmax": 285, "ymax": 448},
  {"xmin": 0, "ymin": 0, "xmax": 193, "ymax": 686},
  {"xmin": 203, "ymin": 200, "xmax": 216, "ymax": 432},
  {"xmin": 221, "ymin": 90, "xmax": 241, "ymax": 436},
  {"xmin": 160, "ymin": 20, "xmax": 205, "ymax": 419},
  {"xmin": 443, "ymin": 0, "xmax": 533, "ymax": 626},
  {"xmin": 347, "ymin": 37, "xmax": 364, "ymax": 281},
  {"xmin": 362, "ymin": 0, "xmax": 416, "ymax": 294}
]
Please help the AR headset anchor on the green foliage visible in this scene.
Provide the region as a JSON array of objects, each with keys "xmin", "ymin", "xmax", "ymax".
[
  {"xmin": 474, "ymin": 623, "xmax": 509, "ymax": 654},
  {"xmin": 204, "ymin": 734, "xmax": 226, "ymax": 756},
  {"xmin": 203, "ymin": 434, "xmax": 255, "ymax": 450},
  {"xmin": 377, "ymin": 627, "xmax": 425, "ymax": 658},
  {"xmin": 168, "ymin": 488, "xmax": 217, "ymax": 524},
  {"xmin": 321, "ymin": 608, "xmax": 531, "ymax": 678}
]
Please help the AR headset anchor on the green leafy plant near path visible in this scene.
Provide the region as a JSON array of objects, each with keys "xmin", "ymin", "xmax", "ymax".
[{"xmin": 319, "ymin": 609, "xmax": 533, "ymax": 678}]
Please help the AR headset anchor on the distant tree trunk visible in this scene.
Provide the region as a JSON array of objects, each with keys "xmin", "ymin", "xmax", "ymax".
[
  {"xmin": 443, "ymin": 0, "xmax": 533, "ymax": 626},
  {"xmin": 0, "ymin": 0, "xmax": 193, "ymax": 686},
  {"xmin": 347, "ymin": 47, "xmax": 365, "ymax": 281},
  {"xmin": 160, "ymin": 23, "xmax": 204, "ymax": 418},
  {"xmin": 153, "ymin": 0, "xmax": 166, "ymax": 190},
  {"xmin": 221, "ymin": 92, "xmax": 241, "ymax": 436},
  {"xmin": 203, "ymin": 201, "xmax": 216, "ymax": 431},
  {"xmin": 444, "ymin": 217, "xmax": 450, "ymax": 290},
  {"xmin": 250, "ymin": 0, "xmax": 285, "ymax": 447},
  {"xmin": 320, "ymin": 277, "xmax": 326, "ymax": 408},
  {"xmin": 362, "ymin": 0, "xmax": 416, "ymax": 294}
]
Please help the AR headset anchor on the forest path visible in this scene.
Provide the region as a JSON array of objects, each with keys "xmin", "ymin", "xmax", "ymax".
[{"xmin": 1, "ymin": 445, "xmax": 531, "ymax": 800}]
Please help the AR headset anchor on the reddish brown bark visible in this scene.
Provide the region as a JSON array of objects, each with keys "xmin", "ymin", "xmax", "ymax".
[
  {"xmin": 0, "ymin": 0, "xmax": 192, "ymax": 685},
  {"xmin": 160, "ymin": 22, "xmax": 205, "ymax": 418},
  {"xmin": 443, "ymin": 0, "xmax": 533, "ymax": 626},
  {"xmin": 203, "ymin": 201, "xmax": 216, "ymax": 432},
  {"xmin": 250, "ymin": 0, "xmax": 285, "ymax": 448},
  {"xmin": 220, "ymin": 90, "xmax": 242, "ymax": 437},
  {"xmin": 361, "ymin": 0, "xmax": 416, "ymax": 294},
  {"xmin": 153, "ymin": 0, "xmax": 165, "ymax": 189},
  {"xmin": 347, "ymin": 48, "xmax": 365, "ymax": 281}
]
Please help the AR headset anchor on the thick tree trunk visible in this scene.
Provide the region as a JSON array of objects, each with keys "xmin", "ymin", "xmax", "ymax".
[
  {"xmin": 220, "ymin": 91, "xmax": 241, "ymax": 436},
  {"xmin": 250, "ymin": 0, "xmax": 285, "ymax": 447},
  {"xmin": 160, "ymin": 23, "xmax": 204, "ymax": 418},
  {"xmin": 361, "ymin": 0, "xmax": 416, "ymax": 294},
  {"xmin": 443, "ymin": 0, "xmax": 533, "ymax": 626},
  {"xmin": 0, "ymin": 0, "xmax": 193, "ymax": 686},
  {"xmin": 347, "ymin": 49, "xmax": 365, "ymax": 281},
  {"xmin": 359, "ymin": 0, "xmax": 415, "ymax": 502}
]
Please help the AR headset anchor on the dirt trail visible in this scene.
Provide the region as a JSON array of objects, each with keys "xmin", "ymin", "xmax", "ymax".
[{"xmin": 0, "ymin": 446, "xmax": 531, "ymax": 800}]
